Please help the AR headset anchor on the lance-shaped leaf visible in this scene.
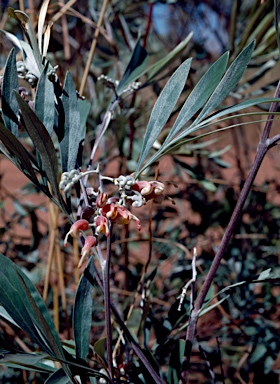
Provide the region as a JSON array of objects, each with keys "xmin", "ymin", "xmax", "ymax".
[
  {"xmin": 135, "ymin": 58, "xmax": 192, "ymax": 175},
  {"xmin": 0, "ymin": 352, "xmax": 55, "ymax": 374},
  {"xmin": 0, "ymin": 254, "xmax": 62, "ymax": 357},
  {"xmin": 73, "ymin": 258, "xmax": 95, "ymax": 361},
  {"xmin": 0, "ymin": 254, "xmax": 74, "ymax": 381},
  {"xmin": 116, "ymin": 39, "xmax": 148, "ymax": 95},
  {"xmin": 192, "ymin": 40, "xmax": 256, "ymax": 126},
  {"xmin": 35, "ymin": 63, "xmax": 55, "ymax": 136},
  {"xmin": 8, "ymin": 8, "xmax": 43, "ymax": 75},
  {"xmin": 0, "ymin": 29, "xmax": 41, "ymax": 78},
  {"xmin": 44, "ymin": 368, "xmax": 72, "ymax": 383},
  {"xmin": 1, "ymin": 48, "xmax": 19, "ymax": 136},
  {"xmin": 15, "ymin": 93, "xmax": 69, "ymax": 215},
  {"xmin": 172, "ymin": 96, "xmax": 280, "ymax": 142},
  {"xmin": 60, "ymin": 72, "xmax": 83, "ymax": 172},
  {"xmin": 164, "ymin": 51, "xmax": 229, "ymax": 144},
  {"xmin": 167, "ymin": 339, "xmax": 185, "ymax": 384}
]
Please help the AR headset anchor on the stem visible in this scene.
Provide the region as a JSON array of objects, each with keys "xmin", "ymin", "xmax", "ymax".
[
  {"xmin": 180, "ymin": 80, "xmax": 280, "ymax": 384},
  {"xmin": 103, "ymin": 224, "xmax": 114, "ymax": 381},
  {"xmin": 92, "ymin": 266, "xmax": 163, "ymax": 384},
  {"xmin": 143, "ymin": 3, "xmax": 154, "ymax": 48}
]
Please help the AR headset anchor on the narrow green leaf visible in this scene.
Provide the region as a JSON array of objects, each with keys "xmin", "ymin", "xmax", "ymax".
[
  {"xmin": 135, "ymin": 58, "xmax": 192, "ymax": 175},
  {"xmin": 164, "ymin": 51, "xmax": 229, "ymax": 144},
  {"xmin": 45, "ymin": 368, "xmax": 72, "ymax": 384},
  {"xmin": 94, "ymin": 338, "xmax": 106, "ymax": 360},
  {"xmin": 73, "ymin": 258, "xmax": 95, "ymax": 361},
  {"xmin": 0, "ymin": 254, "xmax": 57, "ymax": 356},
  {"xmin": 195, "ymin": 97, "xmax": 280, "ymax": 129},
  {"xmin": 250, "ymin": 344, "xmax": 267, "ymax": 364},
  {"xmin": 192, "ymin": 40, "xmax": 256, "ymax": 125},
  {"xmin": 257, "ymin": 268, "xmax": 271, "ymax": 281},
  {"xmin": 60, "ymin": 72, "xmax": 83, "ymax": 172},
  {"xmin": 15, "ymin": 270, "xmax": 66, "ymax": 358},
  {"xmin": 35, "ymin": 64, "xmax": 55, "ymax": 136},
  {"xmin": 1, "ymin": 48, "xmax": 19, "ymax": 136},
  {"xmin": 160, "ymin": 97, "xmax": 280, "ymax": 156},
  {"xmin": 10, "ymin": 9, "xmax": 43, "ymax": 74},
  {"xmin": 14, "ymin": 93, "xmax": 69, "ymax": 214},
  {"xmin": 116, "ymin": 39, "xmax": 148, "ymax": 94},
  {"xmin": 0, "ymin": 254, "xmax": 74, "ymax": 380},
  {"xmin": 167, "ymin": 339, "xmax": 185, "ymax": 384},
  {"xmin": 0, "ymin": 353, "xmax": 55, "ymax": 373},
  {"xmin": 78, "ymin": 99, "xmax": 91, "ymax": 135}
]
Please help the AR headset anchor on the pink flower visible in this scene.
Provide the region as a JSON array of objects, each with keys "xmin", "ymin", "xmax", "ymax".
[
  {"xmin": 79, "ymin": 235, "xmax": 97, "ymax": 268},
  {"xmin": 95, "ymin": 215, "xmax": 110, "ymax": 237},
  {"xmin": 64, "ymin": 219, "xmax": 89, "ymax": 246},
  {"xmin": 131, "ymin": 180, "xmax": 165, "ymax": 203},
  {"xmin": 101, "ymin": 203, "xmax": 141, "ymax": 231}
]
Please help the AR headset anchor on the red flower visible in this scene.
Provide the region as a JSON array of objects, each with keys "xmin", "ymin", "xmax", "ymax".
[
  {"xmin": 101, "ymin": 203, "xmax": 141, "ymax": 231},
  {"xmin": 95, "ymin": 215, "xmax": 110, "ymax": 237},
  {"xmin": 131, "ymin": 180, "xmax": 165, "ymax": 202},
  {"xmin": 64, "ymin": 219, "xmax": 89, "ymax": 246},
  {"xmin": 79, "ymin": 235, "xmax": 97, "ymax": 268}
]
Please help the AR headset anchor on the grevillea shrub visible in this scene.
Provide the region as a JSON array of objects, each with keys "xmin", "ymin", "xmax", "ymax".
[{"xmin": 0, "ymin": 1, "xmax": 280, "ymax": 383}]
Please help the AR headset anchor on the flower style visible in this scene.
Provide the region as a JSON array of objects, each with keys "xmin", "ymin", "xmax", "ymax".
[
  {"xmin": 131, "ymin": 180, "xmax": 165, "ymax": 203},
  {"xmin": 96, "ymin": 192, "xmax": 108, "ymax": 208},
  {"xmin": 64, "ymin": 219, "xmax": 89, "ymax": 246},
  {"xmin": 79, "ymin": 235, "xmax": 97, "ymax": 268}
]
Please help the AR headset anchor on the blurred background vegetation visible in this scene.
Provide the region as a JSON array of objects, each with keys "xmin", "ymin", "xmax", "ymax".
[{"xmin": 0, "ymin": 0, "xmax": 279, "ymax": 383}]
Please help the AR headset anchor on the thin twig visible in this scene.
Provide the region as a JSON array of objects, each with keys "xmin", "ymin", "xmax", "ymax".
[
  {"xmin": 102, "ymin": 223, "xmax": 114, "ymax": 381},
  {"xmin": 79, "ymin": 0, "xmax": 109, "ymax": 95},
  {"xmin": 51, "ymin": 0, "xmax": 77, "ymax": 24},
  {"xmin": 178, "ymin": 248, "xmax": 197, "ymax": 311}
]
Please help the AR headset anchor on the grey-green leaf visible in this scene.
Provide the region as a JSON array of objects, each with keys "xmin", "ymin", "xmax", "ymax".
[
  {"xmin": 0, "ymin": 353, "xmax": 55, "ymax": 374},
  {"xmin": 73, "ymin": 258, "xmax": 95, "ymax": 361},
  {"xmin": 1, "ymin": 48, "xmax": 19, "ymax": 136},
  {"xmin": 135, "ymin": 58, "xmax": 192, "ymax": 176},
  {"xmin": 60, "ymin": 72, "xmax": 83, "ymax": 172},
  {"xmin": 45, "ymin": 368, "xmax": 73, "ymax": 384},
  {"xmin": 35, "ymin": 64, "xmax": 55, "ymax": 136},
  {"xmin": 167, "ymin": 339, "xmax": 185, "ymax": 384},
  {"xmin": 0, "ymin": 254, "xmax": 61, "ymax": 357},
  {"xmin": 10, "ymin": 9, "xmax": 43, "ymax": 74},
  {"xmin": 15, "ymin": 93, "xmax": 68, "ymax": 215},
  {"xmin": 164, "ymin": 51, "xmax": 229, "ymax": 144},
  {"xmin": 192, "ymin": 40, "xmax": 256, "ymax": 125},
  {"xmin": 116, "ymin": 39, "xmax": 148, "ymax": 95}
]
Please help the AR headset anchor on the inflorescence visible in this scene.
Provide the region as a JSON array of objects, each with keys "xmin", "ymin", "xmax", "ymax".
[{"xmin": 60, "ymin": 169, "xmax": 168, "ymax": 268}]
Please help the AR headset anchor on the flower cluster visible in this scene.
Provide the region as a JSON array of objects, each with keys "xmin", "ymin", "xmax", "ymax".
[{"xmin": 62, "ymin": 172, "xmax": 167, "ymax": 268}]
